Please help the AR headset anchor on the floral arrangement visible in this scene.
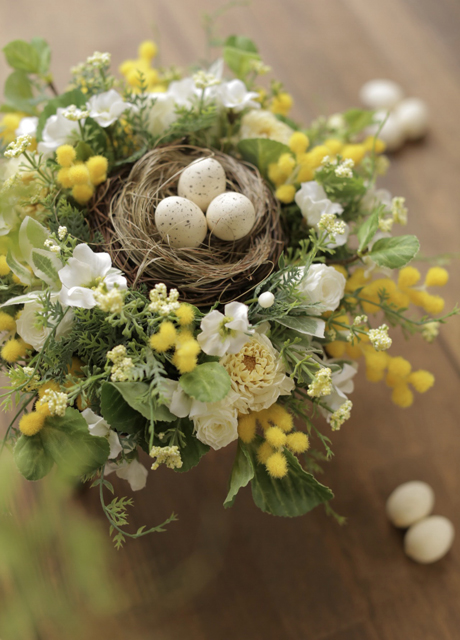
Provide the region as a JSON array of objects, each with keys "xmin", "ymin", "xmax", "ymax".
[{"xmin": 0, "ymin": 34, "xmax": 455, "ymax": 547}]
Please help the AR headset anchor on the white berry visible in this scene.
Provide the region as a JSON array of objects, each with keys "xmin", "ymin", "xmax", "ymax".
[{"xmin": 258, "ymin": 292, "xmax": 275, "ymax": 308}]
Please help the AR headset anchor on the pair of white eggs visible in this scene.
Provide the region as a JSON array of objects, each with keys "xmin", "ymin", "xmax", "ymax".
[
  {"xmin": 154, "ymin": 157, "xmax": 256, "ymax": 249},
  {"xmin": 386, "ymin": 480, "xmax": 455, "ymax": 564},
  {"xmin": 360, "ymin": 79, "xmax": 429, "ymax": 151}
]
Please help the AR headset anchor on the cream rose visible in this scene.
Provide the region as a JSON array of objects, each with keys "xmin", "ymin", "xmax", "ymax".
[
  {"xmin": 220, "ymin": 333, "xmax": 295, "ymax": 414},
  {"xmin": 193, "ymin": 403, "xmax": 239, "ymax": 450},
  {"xmin": 297, "ymin": 264, "xmax": 346, "ymax": 315}
]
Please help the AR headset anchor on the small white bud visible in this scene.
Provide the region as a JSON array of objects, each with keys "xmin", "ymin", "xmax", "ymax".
[{"xmin": 258, "ymin": 292, "xmax": 275, "ymax": 308}]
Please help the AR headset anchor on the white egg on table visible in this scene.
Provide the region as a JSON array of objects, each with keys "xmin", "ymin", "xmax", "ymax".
[
  {"xmin": 386, "ymin": 481, "xmax": 435, "ymax": 528},
  {"xmin": 393, "ymin": 98, "xmax": 429, "ymax": 140},
  {"xmin": 206, "ymin": 192, "xmax": 256, "ymax": 241},
  {"xmin": 360, "ymin": 79, "xmax": 404, "ymax": 110},
  {"xmin": 366, "ymin": 109, "xmax": 406, "ymax": 151},
  {"xmin": 404, "ymin": 515, "xmax": 455, "ymax": 564},
  {"xmin": 154, "ymin": 196, "xmax": 207, "ymax": 249},
  {"xmin": 178, "ymin": 157, "xmax": 227, "ymax": 211}
]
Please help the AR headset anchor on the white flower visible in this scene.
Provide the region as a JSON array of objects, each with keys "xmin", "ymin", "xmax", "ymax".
[
  {"xmin": 166, "ymin": 78, "xmax": 196, "ymax": 108},
  {"xmin": 361, "ymin": 187, "xmax": 392, "ymax": 213},
  {"xmin": 87, "ymin": 89, "xmax": 135, "ymax": 128},
  {"xmin": 216, "ymin": 80, "xmax": 260, "ymax": 112},
  {"xmin": 58, "ymin": 244, "xmax": 127, "ymax": 309},
  {"xmin": 220, "ymin": 333, "xmax": 295, "ymax": 414},
  {"xmin": 15, "ymin": 116, "xmax": 38, "ymax": 138},
  {"xmin": 296, "ymin": 264, "xmax": 346, "ymax": 315},
  {"xmin": 16, "ymin": 295, "xmax": 74, "ymax": 351},
  {"xmin": 146, "ymin": 94, "xmax": 177, "ymax": 136},
  {"xmin": 37, "ymin": 108, "xmax": 83, "ymax": 156},
  {"xmin": 105, "ymin": 458, "xmax": 148, "ymax": 491},
  {"xmin": 82, "ymin": 408, "xmax": 122, "ymax": 459},
  {"xmin": 239, "ymin": 109, "xmax": 294, "ymax": 145},
  {"xmin": 197, "ymin": 301, "xmax": 254, "ymax": 357},
  {"xmin": 192, "ymin": 401, "xmax": 239, "ymax": 450},
  {"xmin": 295, "ymin": 181, "xmax": 343, "ymax": 227},
  {"xmin": 161, "ymin": 379, "xmax": 192, "ymax": 418}
]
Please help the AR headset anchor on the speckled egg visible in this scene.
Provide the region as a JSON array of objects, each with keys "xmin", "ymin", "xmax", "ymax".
[
  {"xmin": 154, "ymin": 196, "xmax": 207, "ymax": 248},
  {"xmin": 178, "ymin": 158, "xmax": 227, "ymax": 211},
  {"xmin": 206, "ymin": 192, "xmax": 256, "ymax": 241}
]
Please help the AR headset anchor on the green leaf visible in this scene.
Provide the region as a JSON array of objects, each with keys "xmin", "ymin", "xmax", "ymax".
[
  {"xmin": 247, "ymin": 439, "xmax": 333, "ymax": 516},
  {"xmin": 100, "ymin": 382, "xmax": 147, "ymax": 434},
  {"xmin": 357, "ymin": 205, "xmax": 383, "ymax": 253},
  {"xmin": 4, "ymin": 70, "xmax": 34, "ymax": 113},
  {"xmin": 5, "ymin": 251, "xmax": 33, "ymax": 286},
  {"xmin": 275, "ymin": 315, "xmax": 326, "ymax": 338},
  {"xmin": 19, "ymin": 216, "xmax": 49, "ymax": 261},
  {"xmin": 30, "ymin": 249, "xmax": 61, "ymax": 286},
  {"xmin": 223, "ymin": 441, "xmax": 254, "ymax": 508},
  {"xmin": 30, "ymin": 38, "xmax": 51, "ymax": 75},
  {"xmin": 75, "ymin": 140, "xmax": 94, "ymax": 162},
  {"xmin": 368, "ymin": 235, "xmax": 420, "ymax": 269},
  {"xmin": 175, "ymin": 419, "xmax": 210, "ymax": 473},
  {"xmin": 14, "ymin": 433, "xmax": 54, "ymax": 481},
  {"xmin": 179, "ymin": 362, "xmax": 231, "ymax": 403},
  {"xmin": 224, "ymin": 35, "xmax": 259, "ymax": 53},
  {"xmin": 3, "ymin": 40, "xmax": 40, "ymax": 73},
  {"xmin": 237, "ymin": 138, "xmax": 292, "ymax": 180},
  {"xmin": 40, "ymin": 408, "xmax": 110, "ymax": 476},
  {"xmin": 224, "ymin": 45, "xmax": 260, "ymax": 80},
  {"xmin": 343, "ymin": 108, "xmax": 375, "ymax": 137},
  {"xmin": 109, "ymin": 381, "xmax": 175, "ymax": 423},
  {"xmin": 36, "ymin": 89, "xmax": 87, "ymax": 141}
]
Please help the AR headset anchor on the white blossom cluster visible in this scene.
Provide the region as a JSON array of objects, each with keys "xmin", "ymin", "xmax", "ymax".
[
  {"xmin": 4, "ymin": 134, "xmax": 32, "ymax": 158},
  {"xmin": 93, "ymin": 284, "xmax": 124, "ymax": 314},
  {"xmin": 41, "ymin": 389, "xmax": 68, "ymax": 417},
  {"xmin": 368, "ymin": 324, "xmax": 392, "ymax": 351},
  {"xmin": 330, "ymin": 400, "xmax": 353, "ymax": 431},
  {"xmin": 107, "ymin": 345, "xmax": 134, "ymax": 382},
  {"xmin": 149, "ymin": 445, "xmax": 183, "ymax": 470},
  {"xmin": 148, "ymin": 283, "xmax": 180, "ymax": 315},
  {"xmin": 307, "ymin": 367, "xmax": 333, "ymax": 398}
]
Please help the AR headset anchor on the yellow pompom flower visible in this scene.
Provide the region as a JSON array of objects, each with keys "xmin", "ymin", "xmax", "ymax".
[
  {"xmin": 257, "ymin": 403, "xmax": 294, "ymax": 433},
  {"xmin": 36, "ymin": 399, "xmax": 51, "ymax": 416},
  {"xmin": 0, "ymin": 255, "xmax": 11, "ymax": 276},
  {"xmin": 149, "ymin": 321, "xmax": 177, "ymax": 352},
  {"xmin": 275, "ymin": 184, "xmax": 296, "ymax": 204},
  {"xmin": 138, "ymin": 40, "xmax": 158, "ymax": 61},
  {"xmin": 19, "ymin": 411, "xmax": 46, "ymax": 436},
  {"xmin": 57, "ymin": 167, "xmax": 73, "ymax": 189},
  {"xmin": 265, "ymin": 426, "xmax": 287, "ymax": 449},
  {"xmin": 297, "ymin": 165, "xmax": 315, "ymax": 182},
  {"xmin": 277, "ymin": 152, "xmax": 296, "ymax": 175},
  {"xmin": 270, "ymin": 92, "xmax": 293, "ymax": 116},
  {"xmin": 308, "ymin": 145, "xmax": 330, "ymax": 167},
  {"xmin": 86, "ymin": 155, "xmax": 108, "ymax": 186},
  {"xmin": 0, "ymin": 113, "xmax": 23, "ymax": 143},
  {"xmin": 0, "ymin": 311, "xmax": 16, "ymax": 332},
  {"xmin": 72, "ymin": 184, "xmax": 95, "ymax": 205},
  {"xmin": 342, "ymin": 144, "xmax": 366, "ymax": 164},
  {"xmin": 325, "ymin": 340, "xmax": 346, "ymax": 358},
  {"xmin": 68, "ymin": 164, "xmax": 90, "ymax": 186},
  {"xmin": 387, "ymin": 356, "xmax": 412, "ymax": 380},
  {"xmin": 119, "ymin": 59, "xmax": 136, "ymax": 75},
  {"xmin": 324, "ymin": 138, "xmax": 343, "ymax": 155},
  {"xmin": 268, "ymin": 163, "xmax": 288, "ymax": 187},
  {"xmin": 408, "ymin": 370, "xmax": 435, "ymax": 393},
  {"xmin": 56, "ymin": 144, "xmax": 76, "ymax": 168},
  {"xmin": 286, "ymin": 431, "xmax": 309, "ymax": 454},
  {"xmin": 175, "ymin": 304, "xmax": 195, "ymax": 326},
  {"xmin": 364, "ymin": 348, "xmax": 389, "ymax": 382},
  {"xmin": 419, "ymin": 292, "xmax": 445, "ymax": 315},
  {"xmin": 391, "ymin": 384, "xmax": 414, "ymax": 408},
  {"xmin": 38, "ymin": 380, "xmax": 60, "ymax": 399},
  {"xmin": 257, "ymin": 441, "xmax": 275, "ymax": 464},
  {"xmin": 237, "ymin": 413, "xmax": 257, "ymax": 443},
  {"xmin": 288, "ymin": 131, "xmax": 309, "ymax": 155},
  {"xmin": 398, "ymin": 266, "xmax": 421, "ymax": 289},
  {"xmin": 1, "ymin": 338, "xmax": 28, "ymax": 363},
  {"xmin": 424, "ymin": 267, "xmax": 448, "ymax": 288},
  {"xmin": 265, "ymin": 451, "xmax": 288, "ymax": 478},
  {"xmin": 363, "ymin": 136, "xmax": 386, "ymax": 154},
  {"xmin": 173, "ymin": 348, "xmax": 198, "ymax": 373}
]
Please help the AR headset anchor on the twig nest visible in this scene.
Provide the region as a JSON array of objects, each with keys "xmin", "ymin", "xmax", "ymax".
[
  {"xmin": 360, "ymin": 79, "xmax": 404, "ymax": 110},
  {"xmin": 178, "ymin": 157, "xmax": 227, "ymax": 211},
  {"xmin": 207, "ymin": 192, "xmax": 256, "ymax": 241},
  {"xmin": 91, "ymin": 143, "xmax": 284, "ymax": 306},
  {"xmin": 155, "ymin": 196, "xmax": 207, "ymax": 248},
  {"xmin": 386, "ymin": 481, "xmax": 435, "ymax": 528},
  {"xmin": 404, "ymin": 516, "xmax": 455, "ymax": 564}
]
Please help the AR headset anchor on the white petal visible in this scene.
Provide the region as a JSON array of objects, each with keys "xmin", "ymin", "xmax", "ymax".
[
  {"xmin": 116, "ymin": 459, "xmax": 148, "ymax": 491},
  {"xmin": 107, "ymin": 430, "xmax": 123, "ymax": 459}
]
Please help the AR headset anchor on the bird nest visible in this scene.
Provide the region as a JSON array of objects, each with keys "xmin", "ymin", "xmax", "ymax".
[{"xmin": 90, "ymin": 144, "xmax": 284, "ymax": 306}]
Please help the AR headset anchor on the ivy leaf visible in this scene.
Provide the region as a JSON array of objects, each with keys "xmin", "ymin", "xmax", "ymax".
[
  {"xmin": 223, "ymin": 441, "xmax": 254, "ymax": 508},
  {"xmin": 100, "ymin": 382, "xmax": 147, "ymax": 434},
  {"xmin": 174, "ymin": 419, "xmax": 209, "ymax": 473},
  {"xmin": 4, "ymin": 70, "xmax": 35, "ymax": 114},
  {"xmin": 275, "ymin": 315, "xmax": 326, "ymax": 338},
  {"xmin": 14, "ymin": 433, "xmax": 54, "ymax": 481},
  {"xmin": 237, "ymin": 138, "xmax": 292, "ymax": 180},
  {"xmin": 109, "ymin": 381, "xmax": 175, "ymax": 423},
  {"xmin": 3, "ymin": 40, "xmax": 40, "ymax": 73},
  {"xmin": 247, "ymin": 439, "xmax": 333, "ymax": 516},
  {"xmin": 36, "ymin": 89, "xmax": 87, "ymax": 141},
  {"xmin": 357, "ymin": 205, "xmax": 384, "ymax": 253},
  {"xmin": 368, "ymin": 235, "xmax": 420, "ymax": 269},
  {"xmin": 30, "ymin": 37, "xmax": 51, "ymax": 75},
  {"xmin": 179, "ymin": 362, "xmax": 231, "ymax": 403}
]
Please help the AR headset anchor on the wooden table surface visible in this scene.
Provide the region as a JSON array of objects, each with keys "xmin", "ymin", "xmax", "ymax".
[{"xmin": 1, "ymin": 1, "xmax": 460, "ymax": 639}]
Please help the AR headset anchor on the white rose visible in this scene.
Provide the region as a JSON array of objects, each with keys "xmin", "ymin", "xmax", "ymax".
[
  {"xmin": 193, "ymin": 402, "xmax": 239, "ymax": 450},
  {"xmin": 297, "ymin": 264, "xmax": 346, "ymax": 314},
  {"xmin": 16, "ymin": 296, "xmax": 74, "ymax": 350},
  {"xmin": 146, "ymin": 94, "xmax": 177, "ymax": 136}
]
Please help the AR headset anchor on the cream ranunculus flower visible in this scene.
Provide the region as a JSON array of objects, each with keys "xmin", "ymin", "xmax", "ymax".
[
  {"xmin": 239, "ymin": 109, "xmax": 294, "ymax": 145},
  {"xmin": 16, "ymin": 295, "xmax": 74, "ymax": 351},
  {"xmin": 87, "ymin": 89, "xmax": 135, "ymax": 127},
  {"xmin": 220, "ymin": 333, "xmax": 295, "ymax": 414},
  {"xmin": 296, "ymin": 264, "xmax": 346, "ymax": 315}
]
